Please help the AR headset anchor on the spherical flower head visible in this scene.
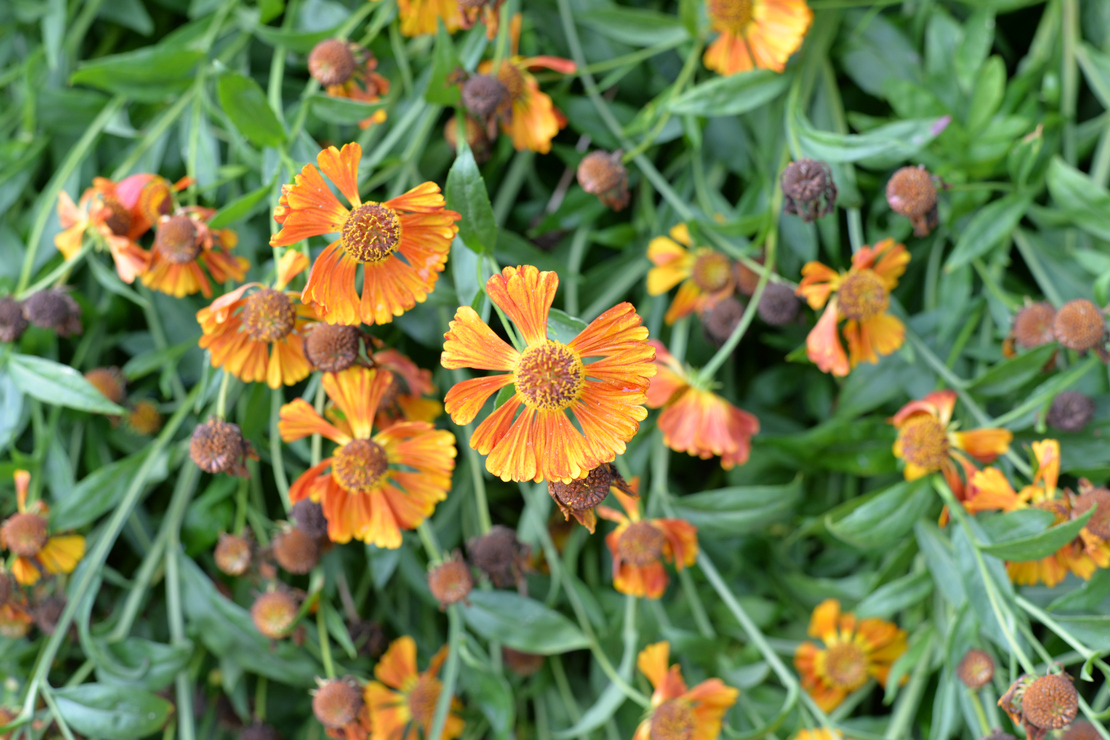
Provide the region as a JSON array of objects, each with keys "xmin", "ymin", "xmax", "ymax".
[
  {"xmin": 84, "ymin": 367, "xmax": 126, "ymax": 405},
  {"xmin": 272, "ymin": 526, "xmax": 319, "ymax": 575},
  {"xmin": 190, "ymin": 418, "xmax": 256, "ymax": 477},
  {"xmin": 242, "ymin": 288, "xmax": 297, "ymax": 342},
  {"xmin": 1021, "ymin": 674, "xmax": 1078, "ymax": 733},
  {"xmin": 461, "ymin": 74, "xmax": 509, "ymax": 118},
  {"xmin": 127, "ymin": 400, "xmax": 163, "ymax": 436},
  {"xmin": 0, "ymin": 297, "xmax": 28, "ymax": 343},
  {"xmin": 758, "ymin": 283, "xmax": 801, "ymax": 326},
  {"xmin": 502, "ymin": 646, "xmax": 544, "ymax": 677},
  {"xmin": 291, "ymin": 499, "xmax": 329, "ymax": 539},
  {"xmin": 427, "ymin": 554, "xmax": 474, "ymax": 608},
  {"xmin": 1047, "ymin": 391, "xmax": 1095, "ymax": 433},
  {"xmin": 1073, "ymin": 486, "xmax": 1110, "ymax": 540},
  {"xmin": 250, "ymin": 590, "xmax": 298, "ymax": 639},
  {"xmin": 886, "ymin": 166, "xmax": 938, "ymax": 237},
  {"xmin": 782, "ymin": 158, "xmax": 837, "ymax": 222},
  {"xmin": 154, "ymin": 215, "xmax": 201, "ymax": 265},
  {"xmin": 1012, "ymin": 302, "xmax": 1056, "ymax": 350},
  {"xmin": 312, "ymin": 677, "xmax": 364, "ymax": 729},
  {"xmin": 467, "ymin": 525, "xmax": 529, "ymax": 589},
  {"xmin": 1062, "ymin": 721, "xmax": 1102, "ymax": 740},
  {"xmin": 896, "ymin": 414, "xmax": 950, "ymax": 474},
  {"xmin": 577, "ymin": 150, "xmax": 630, "ymax": 211},
  {"xmin": 702, "ymin": 296, "xmax": 744, "ymax": 347},
  {"xmin": 957, "ymin": 648, "xmax": 995, "ymax": 689},
  {"xmin": 550, "ymin": 463, "xmax": 617, "ymax": 513},
  {"xmin": 22, "ymin": 289, "xmax": 82, "ymax": 337},
  {"xmin": 1054, "ymin": 299, "xmax": 1106, "ymax": 352},
  {"xmin": 308, "ymin": 39, "xmax": 357, "ymax": 87},
  {"xmin": 239, "ymin": 722, "xmax": 282, "ymax": 740},
  {"xmin": 733, "ymin": 258, "xmax": 762, "ymax": 296},
  {"xmin": 703, "ymin": 0, "xmax": 812, "ymax": 75},
  {"xmin": 304, "ymin": 323, "xmax": 362, "ymax": 373},
  {"xmin": 617, "ymin": 521, "xmax": 667, "ymax": 566},
  {"xmin": 214, "ymin": 533, "xmax": 252, "ymax": 576},
  {"xmin": 1, "ymin": 513, "xmax": 48, "ymax": 557}
]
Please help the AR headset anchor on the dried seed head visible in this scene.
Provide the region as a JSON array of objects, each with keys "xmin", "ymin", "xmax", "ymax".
[
  {"xmin": 577, "ymin": 151, "xmax": 630, "ymax": 211},
  {"xmin": 957, "ymin": 649, "xmax": 995, "ymax": 689},
  {"xmin": 502, "ymin": 646, "xmax": 544, "ymax": 677},
  {"xmin": 0, "ymin": 297, "xmax": 28, "ymax": 342},
  {"xmin": 190, "ymin": 418, "xmax": 255, "ymax": 477},
  {"xmin": 272, "ymin": 527, "xmax": 319, "ymax": 575},
  {"xmin": 733, "ymin": 258, "xmax": 762, "ymax": 296},
  {"xmin": 443, "ymin": 115, "xmax": 491, "ymax": 163},
  {"xmin": 649, "ymin": 698, "xmax": 697, "ymax": 740},
  {"xmin": 127, "ymin": 400, "xmax": 163, "ymax": 436},
  {"xmin": 84, "ymin": 367, "xmax": 126, "ymax": 405},
  {"xmin": 427, "ymin": 555, "xmax": 473, "ymax": 608},
  {"xmin": 291, "ymin": 499, "xmax": 329, "ymax": 539},
  {"xmin": 467, "ymin": 525, "xmax": 529, "ymax": 588},
  {"xmin": 154, "ymin": 215, "xmax": 201, "ymax": 265},
  {"xmin": 239, "ymin": 722, "xmax": 282, "ymax": 740},
  {"xmin": 32, "ymin": 595, "xmax": 66, "ymax": 636},
  {"xmin": 781, "ymin": 158, "xmax": 837, "ymax": 222},
  {"xmin": 22, "ymin": 289, "xmax": 82, "ymax": 337},
  {"xmin": 758, "ymin": 283, "xmax": 801, "ymax": 326},
  {"xmin": 549, "ymin": 464, "xmax": 615, "ymax": 512},
  {"xmin": 461, "ymin": 74, "xmax": 509, "ymax": 118},
  {"xmin": 0, "ymin": 570, "xmax": 11, "ymax": 605},
  {"xmin": 251, "ymin": 591, "xmax": 298, "ymax": 639},
  {"xmin": 1073, "ymin": 487, "xmax": 1110, "ymax": 540},
  {"xmin": 1012, "ymin": 302, "xmax": 1057, "ymax": 350},
  {"xmin": 214, "ymin": 533, "xmax": 253, "ymax": 576},
  {"xmin": 1061, "ymin": 721, "xmax": 1101, "ymax": 740},
  {"xmin": 702, "ymin": 297, "xmax": 744, "ymax": 347},
  {"xmin": 348, "ymin": 619, "xmax": 387, "ymax": 658},
  {"xmin": 1054, "ymin": 299, "xmax": 1106, "ymax": 351},
  {"xmin": 312, "ymin": 678, "xmax": 363, "ymax": 729},
  {"xmin": 1047, "ymin": 391, "xmax": 1096, "ymax": 433},
  {"xmin": 308, "ymin": 39, "xmax": 358, "ymax": 87},
  {"xmin": 616, "ymin": 521, "xmax": 666, "ymax": 566},
  {"xmin": 1022, "ymin": 674, "xmax": 1078, "ymax": 731},
  {"xmin": 886, "ymin": 166, "xmax": 938, "ymax": 237},
  {"xmin": 0, "ymin": 603, "xmax": 32, "ymax": 639},
  {"xmin": 1, "ymin": 513, "xmax": 48, "ymax": 556},
  {"xmin": 304, "ymin": 323, "xmax": 362, "ymax": 373}
]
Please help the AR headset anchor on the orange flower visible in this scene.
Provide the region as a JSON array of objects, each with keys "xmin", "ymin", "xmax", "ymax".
[
  {"xmin": 279, "ymin": 367, "xmax": 456, "ymax": 547},
  {"xmin": 646, "ymin": 340, "xmax": 759, "ymax": 469},
  {"xmin": 365, "ymin": 636, "xmax": 464, "ymax": 740},
  {"xmin": 796, "ymin": 238, "xmax": 909, "ymax": 376},
  {"xmin": 441, "ymin": 265, "xmax": 655, "ymax": 483},
  {"xmin": 309, "ymin": 40, "xmax": 391, "ymax": 129},
  {"xmin": 703, "ymin": 0, "xmax": 813, "ymax": 76},
  {"xmin": 270, "ymin": 142, "xmax": 461, "ymax": 326},
  {"xmin": 0, "ymin": 471, "xmax": 86, "ymax": 586},
  {"xmin": 794, "ymin": 599, "xmax": 907, "ymax": 712},
  {"xmin": 197, "ymin": 250, "xmax": 314, "ymax": 389},
  {"xmin": 598, "ymin": 480, "xmax": 697, "ymax": 599},
  {"xmin": 891, "ymin": 390, "xmax": 1012, "ymax": 509},
  {"xmin": 371, "ymin": 348, "xmax": 442, "ymax": 426},
  {"xmin": 142, "ymin": 207, "xmax": 247, "ymax": 298},
  {"xmin": 396, "ymin": 0, "xmax": 463, "ymax": 37},
  {"xmin": 966, "ymin": 441, "xmax": 1110, "ymax": 587},
  {"xmin": 633, "ymin": 642, "xmax": 738, "ymax": 740},
  {"xmin": 647, "ymin": 224, "xmax": 736, "ymax": 325},
  {"xmin": 0, "ymin": 599, "xmax": 33, "ymax": 639},
  {"xmin": 793, "ymin": 732, "xmax": 850, "ymax": 740}
]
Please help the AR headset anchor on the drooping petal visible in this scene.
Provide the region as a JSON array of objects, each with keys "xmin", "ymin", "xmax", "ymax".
[
  {"xmin": 270, "ymin": 163, "xmax": 350, "ymax": 246},
  {"xmin": 806, "ymin": 300, "xmax": 850, "ymax": 377},
  {"xmin": 796, "ymin": 262, "xmax": 843, "ymax": 310},
  {"xmin": 37, "ymin": 535, "xmax": 86, "ymax": 575},
  {"xmin": 323, "ymin": 366, "xmax": 392, "ymax": 440}
]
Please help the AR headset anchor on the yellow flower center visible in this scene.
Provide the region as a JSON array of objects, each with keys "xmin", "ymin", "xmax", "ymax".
[
  {"xmin": 242, "ymin": 288, "xmax": 297, "ymax": 342},
  {"xmin": 691, "ymin": 251, "xmax": 732, "ymax": 293},
  {"xmin": 341, "ymin": 203, "xmax": 402, "ymax": 264},
  {"xmin": 897, "ymin": 415, "xmax": 950, "ymax": 473},
  {"xmin": 332, "ymin": 438, "xmax": 389, "ymax": 493},
  {"xmin": 707, "ymin": 0, "xmax": 753, "ymax": 33},
  {"xmin": 154, "ymin": 215, "xmax": 200, "ymax": 265},
  {"xmin": 514, "ymin": 340, "xmax": 586, "ymax": 412},
  {"xmin": 1, "ymin": 513, "xmax": 48, "ymax": 557},
  {"xmin": 836, "ymin": 270, "xmax": 888, "ymax": 322},
  {"xmin": 617, "ymin": 521, "xmax": 666, "ymax": 566},
  {"xmin": 649, "ymin": 699, "xmax": 696, "ymax": 740},
  {"xmin": 407, "ymin": 675, "xmax": 442, "ymax": 726},
  {"xmin": 823, "ymin": 642, "xmax": 869, "ymax": 691}
]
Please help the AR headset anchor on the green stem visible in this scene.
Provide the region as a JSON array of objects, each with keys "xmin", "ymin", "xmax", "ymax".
[
  {"xmin": 270, "ymin": 389, "xmax": 292, "ymax": 508},
  {"xmin": 166, "ymin": 465, "xmax": 200, "ymax": 740},
  {"xmin": 623, "ymin": 39, "xmax": 704, "ymax": 161},
  {"xmin": 428, "ymin": 606, "xmax": 464, "ymax": 740},
  {"xmin": 140, "ymin": 285, "xmax": 188, "ymax": 403},
  {"xmin": 492, "ymin": 151, "xmax": 535, "ymax": 226},
  {"xmin": 311, "ymin": 378, "xmax": 326, "ymax": 466},
  {"xmin": 565, "ymin": 227, "xmax": 590, "ymax": 317},
  {"xmin": 968, "ymin": 691, "xmax": 991, "ymax": 738},
  {"xmin": 1012, "ymin": 229, "xmax": 1064, "ymax": 308},
  {"xmin": 255, "ymin": 677, "xmax": 268, "ymax": 723},
  {"xmin": 17, "ymin": 243, "xmax": 92, "ymax": 299},
  {"xmin": 40, "ymin": 686, "xmax": 77, "ymax": 740},
  {"xmin": 111, "ymin": 89, "xmax": 197, "ymax": 180},
  {"xmin": 1061, "ymin": 0, "xmax": 1079, "ymax": 165},
  {"xmin": 215, "ymin": 370, "xmax": 232, "ymax": 419},
  {"xmin": 882, "ymin": 639, "xmax": 933, "ymax": 740},
  {"xmin": 451, "ymin": 368, "xmax": 492, "ymax": 534},
  {"xmin": 417, "ymin": 521, "xmax": 444, "ymax": 565},
  {"xmin": 317, "ymin": 607, "xmax": 336, "ymax": 678}
]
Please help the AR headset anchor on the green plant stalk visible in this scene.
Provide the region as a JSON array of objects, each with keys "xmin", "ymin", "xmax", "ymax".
[
  {"xmin": 450, "ymin": 367, "xmax": 493, "ymax": 534},
  {"xmin": 550, "ymin": 655, "xmax": 587, "ymax": 740},
  {"xmin": 1061, "ymin": 0, "xmax": 1079, "ymax": 165},
  {"xmin": 428, "ymin": 606, "xmax": 464, "ymax": 740},
  {"xmin": 215, "ymin": 369, "xmax": 232, "ymax": 419},
  {"xmin": 167, "ymin": 464, "xmax": 200, "ymax": 740},
  {"xmin": 967, "ymin": 690, "xmax": 991, "ymax": 738},
  {"xmin": 417, "ymin": 521, "xmax": 444, "ymax": 565},
  {"xmin": 255, "ymin": 677, "xmax": 268, "ymax": 723},
  {"xmin": 39, "ymin": 686, "xmax": 77, "ymax": 740},
  {"xmin": 111, "ymin": 88, "xmax": 197, "ymax": 180},
  {"xmin": 311, "ymin": 378, "xmax": 326, "ymax": 466},
  {"xmin": 623, "ymin": 39, "xmax": 705, "ymax": 162},
  {"xmin": 990, "ymin": 356, "xmax": 1097, "ymax": 427},
  {"xmin": 882, "ymin": 640, "xmax": 933, "ymax": 740},
  {"xmin": 581, "ymin": 262, "xmax": 649, "ymax": 322},
  {"xmin": 972, "ymin": 259, "xmax": 1020, "ymax": 311},
  {"xmin": 17, "ymin": 243, "xmax": 92, "ymax": 299},
  {"xmin": 270, "ymin": 388, "xmax": 292, "ymax": 507},
  {"xmin": 16, "ymin": 96, "xmax": 124, "ymax": 293},
  {"xmin": 140, "ymin": 285, "xmax": 188, "ymax": 403},
  {"xmin": 492, "ymin": 150, "xmax": 536, "ymax": 225},
  {"xmin": 1011, "ymin": 229, "xmax": 1064, "ymax": 308},
  {"xmin": 317, "ymin": 606, "xmax": 337, "ymax": 679},
  {"xmin": 565, "ymin": 227, "xmax": 590, "ymax": 317}
]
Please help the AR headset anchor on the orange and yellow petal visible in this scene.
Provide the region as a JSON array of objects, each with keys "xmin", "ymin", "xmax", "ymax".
[
  {"xmin": 271, "ymin": 161, "xmax": 350, "ymax": 246},
  {"xmin": 500, "ymin": 67, "xmax": 566, "ymax": 154},
  {"xmin": 442, "ymin": 374, "xmax": 514, "ymax": 425},
  {"xmin": 952, "ymin": 428, "xmax": 1012, "ymax": 463},
  {"xmin": 1032, "ymin": 439, "xmax": 1060, "ymax": 492},
  {"xmin": 323, "ymin": 366, "xmax": 391, "ymax": 440},
  {"xmin": 806, "ymin": 300, "xmax": 849, "ymax": 377},
  {"xmin": 658, "ymin": 387, "xmax": 759, "ymax": 468},
  {"xmin": 275, "ymin": 248, "xmax": 310, "ymax": 289},
  {"xmin": 965, "ymin": 467, "xmax": 1023, "ymax": 514},
  {"xmin": 796, "ymin": 262, "xmax": 842, "ymax": 310},
  {"xmin": 685, "ymin": 678, "xmax": 740, "ymax": 740},
  {"xmin": 704, "ymin": 0, "xmax": 813, "ymax": 75},
  {"xmin": 397, "ymin": 0, "xmax": 463, "ymax": 36},
  {"xmin": 302, "ymin": 242, "xmax": 362, "ymax": 326},
  {"xmin": 279, "ymin": 399, "xmax": 351, "ymax": 444},
  {"xmin": 11, "ymin": 556, "xmax": 42, "ymax": 586},
  {"xmin": 656, "ymin": 518, "xmax": 699, "ymax": 568},
  {"xmin": 858, "ymin": 238, "xmax": 909, "ymax": 289},
  {"xmin": 484, "ymin": 265, "xmax": 557, "ymax": 346},
  {"xmin": 613, "ymin": 559, "xmax": 670, "ymax": 599},
  {"xmin": 441, "ymin": 306, "xmax": 520, "ymax": 372},
  {"xmin": 636, "ymin": 642, "xmax": 672, "ymax": 691},
  {"xmin": 38, "ymin": 535, "xmax": 86, "ymax": 575}
]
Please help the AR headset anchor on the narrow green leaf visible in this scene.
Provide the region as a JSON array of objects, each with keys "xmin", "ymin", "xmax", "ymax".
[
  {"xmin": 668, "ymin": 70, "xmax": 790, "ymax": 116},
  {"xmin": 796, "ymin": 116, "xmax": 947, "ymax": 167},
  {"xmin": 461, "ymin": 591, "xmax": 589, "ymax": 655},
  {"xmin": 70, "ymin": 48, "xmax": 204, "ymax": 102},
  {"xmin": 51, "ymin": 449, "xmax": 170, "ymax": 530},
  {"xmin": 8, "ymin": 354, "xmax": 127, "ymax": 415},
  {"xmin": 547, "ymin": 308, "xmax": 587, "ymax": 344},
  {"xmin": 944, "ymin": 192, "xmax": 1031, "ymax": 272},
  {"xmin": 577, "ymin": 7, "xmax": 689, "ymax": 47},
  {"xmin": 94, "ymin": 638, "xmax": 194, "ymax": 691},
  {"xmin": 217, "ymin": 72, "xmax": 286, "ymax": 148},
  {"xmin": 446, "ymin": 140, "xmax": 498, "ymax": 253},
  {"xmin": 826, "ymin": 479, "xmax": 933, "ymax": 550},
  {"xmin": 978, "ymin": 506, "xmax": 1095, "ymax": 561},
  {"xmin": 426, "ymin": 24, "xmax": 461, "ymax": 105},
  {"xmin": 671, "ymin": 478, "xmax": 803, "ymax": 535},
  {"xmin": 966, "ymin": 343, "xmax": 1055, "ymax": 397},
  {"xmin": 1045, "ymin": 156, "xmax": 1110, "ymax": 241},
  {"xmin": 309, "ymin": 94, "xmax": 388, "ymax": 125},
  {"xmin": 856, "ymin": 571, "xmax": 934, "ymax": 619},
  {"xmin": 52, "ymin": 684, "xmax": 173, "ymax": 740},
  {"xmin": 209, "ymin": 181, "xmax": 275, "ymax": 228}
]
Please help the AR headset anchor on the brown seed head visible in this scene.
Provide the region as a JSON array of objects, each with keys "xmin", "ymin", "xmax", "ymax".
[
  {"xmin": 577, "ymin": 151, "xmax": 630, "ymax": 211},
  {"xmin": 0, "ymin": 297, "xmax": 28, "ymax": 343},
  {"xmin": 1073, "ymin": 487, "xmax": 1110, "ymax": 540},
  {"xmin": 84, "ymin": 367, "xmax": 126, "ymax": 405},
  {"xmin": 291, "ymin": 499, "xmax": 329, "ymax": 539},
  {"xmin": 154, "ymin": 215, "xmax": 201, "ymax": 265},
  {"xmin": 1, "ymin": 513, "xmax": 48, "ymax": 557},
  {"xmin": 239, "ymin": 722, "xmax": 282, "ymax": 740},
  {"xmin": 308, "ymin": 39, "xmax": 358, "ymax": 87},
  {"xmin": 733, "ymin": 258, "xmax": 763, "ymax": 296},
  {"xmin": 886, "ymin": 166, "xmax": 937, "ymax": 219},
  {"xmin": 957, "ymin": 648, "xmax": 995, "ymax": 689},
  {"xmin": 617, "ymin": 521, "xmax": 666, "ymax": 566},
  {"xmin": 215, "ymin": 533, "xmax": 253, "ymax": 576},
  {"xmin": 702, "ymin": 297, "xmax": 744, "ymax": 347},
  {"xmin": 1022, "ymin": 674, "xmax": 1078, "ymax": 731},
  {"xmin": 304, "ymin": 323, "xmax": 362, "ymax": 373},
  {"xmin": 427, "ymin": 555, "xmax": 473, "ymax": 608},
  {"xmin": 503, "ymin": 646, "xmax": 545, "ymax": 676},
  {"xmin": 33, "ymin": 595, "xmax": 66, "ymax": 636},
  {"xmin": 99, "ymin": 194, "xmax": 133, "ymax": 236},
  {"xmin": 781, "ymin": 158, "xmax": 837, "ymax": 222},
  {"xmin": 549, "ymin": 464, "xmax": 615, "ymax": 512},
  {"xmin": 251, "ymin": 591, "xmax": 299, "ymax": 639},
  {"xmin": 1047, "ymin": 391, "xmax": 1096, "ymax": 433},
  {"xmin": 1054, "ymin": 299, "xmax": 1106, "ymax": 351},
  {"xmin": 190, "ymin": 418, "xmax": 255, "ymax": 477},
  {"xmin": 242, "ymin": 289, "xmax": 297, "ymax": 342},
  {"xmin": 128, "ymin": 400, "xmax": 163, "ymax": 435},
  {"xmin": 1061, "ymin": 721, "xmax": 1101, "ymax": 740},
  {"xmin": 312, "ymin": 678, "xmax": 363, "ymax": 729},
  {"xmin": 467, "ymin": 525, "xmax": 529, "ymax": 588},
  {"xmin": 462, "ymin": 74, "xmax": 509, "ymax": 118},
  {"xmin": 758, "ymin": 283, "xmax": 801, "ymax": 326},
  {"xmin": 272, "ymin": 527, "xmax": 319, "ymax": 575},
  {"xmin": 1012, "ymin": 302, "xmax": 1057, "ymax": 350},
  {"xmin": 649, "ymin": 698, "xmax": 697, "ymax": 740},
  {"xmin": 23, "ymin": 289, "xmax": 82, "ymax": 337}
]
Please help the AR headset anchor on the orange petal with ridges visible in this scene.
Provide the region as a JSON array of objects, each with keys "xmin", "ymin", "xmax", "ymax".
[
  {"xmin": 316, "ymin": 143, "xmax": 363, "ymax": 206},
  {"xmin": 375, "ymin": 635, "xmax": 418, "ymax": 689},
  {"xmin": 443, "ymin": 374, "xmax": 514, "ymax": 425},
  {"xmin": 324, "ymin": 366, "xmax": 390, "ymax": 440},
  {"xmin": 484, "ymin": 405, "xmax": 539, "ymax": 482},
  {"xmin": 806, "ymin": 300, "xmax": 849, "ymax": 376},
  {"xmin": 636, "ymin": 642, "xmax": 671, "ymax": 689},
  {"xmin": 485, "ymin": 265, "xmax": 556, "ymax": 346},
  {"xmin": 441, "ymin": 309, "xmax": 519, "ymax": 370},
  {"xmin": 569, "ymin": 302, "xmax": 652, "ymax": 358},
  {"xmin": 808, "ymin": 598, "xmax": 841, "ymax": 641},
  {"xmin": 953, "ymin": 428, "xmax": 1012, "ymax": 463},
  {"xmin": 279, "ymin": 399, "xmax": 350, "ymax": 444}
]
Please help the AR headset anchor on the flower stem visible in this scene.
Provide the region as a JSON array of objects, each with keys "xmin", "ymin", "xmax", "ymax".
[
  {"xmin": 18, "ymin": 243, "xmax": 92, "ymax": 299},
  {"xmin": 215, "ymin": 370, "xmax": 232, "ymax": 419},
  {"xmin": 428, "ymin": 606, "xmax": 464, "ymax": 740},
  {"xmin": 968, "ymin": 690, "xmax": 991, "ymax": 738},
  {"xmin": 418, "ymin": 521, "xmax": 444, "ymax": 565},
  {"xmin": 317, "ymin": 606, "xmax": 336, "ymax": 679},
  {"xmin": 270, "ymin": 388, "xmax": 292, "ymax": 509}
]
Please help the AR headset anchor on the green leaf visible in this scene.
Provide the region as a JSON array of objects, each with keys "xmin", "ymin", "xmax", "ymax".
[
  {"xmin": 122, "ymin": 342, "xmax": 192, "ymax": 381},
  {"xmin": 446, "ymin": 140, "xmax": 498, "ymax": 253},
  {"xmin": 209, "ymin": 181, "xmax": 275, "ymax": 229},
  {"xmin": 944, "ymin": 192, "xmax": 1031, "ymax": 272},
  {"xmin": 916, "ymin": 521, "xmax": 966, "ymax": 607},
  {"xmin": 1044, "ymin": 615, "xmax": 1110, "ymax": 651},
  {"xmin": 856, "ymin": 571, "xmax": 934, "ymax": 619},
  {"xmin": 1045, "ymin": 156, "xmax": 1110, "ymax": 241},
  {"xmin": 309, "ymin": 94, "xmax": 388, "ymax": 125},
  {"xmin": 248, "ymin": 19, "xmax": 343, "ymax": 54},
  {"xmin": 460, "ymin": 669, "xmax": 514, "ymax": 740},
  {"xmin": 461, "ymin": 591, "xmax": 589, "ymax": 655},
  {"xmin": 426, "ymin": 24, "xmax": 461, "ymax": 105},
  {"xmin": 216, "ymin": 72, "xmax": 286, "ymax": 148},
  {"xmin": 979, "ymin": 508, "xmax": 1055, "ymax": 542},
  {"xmin": 97, "ymin": 0, "xmax": 155, "ymax": 35},
  {"xmin": 796, "ymin": 116, "xmax": 947, "ymax": 168},
  {"xmin": 547, "ymin": 308, "xmax": 587, "ymax": 344},
  {"xmin": 0, "ymin": 368, "xmax": 26, "ymax": 452},
  {"xmin": 577, "ymin": 7, "xmax": 689, "ymax": 47},
  {"xmin": 70, "ymin": 47, "xmax": 205, "ymax": 102},
  {"xmin": 978, "ymin": 506, "xmax": 1095, "ymax": 561},
  {"xmin": 1076, "ymin": 43, "xmax": 1110, "ymax": 109},
  {"xmin": 52, "ymin": 684, "xmax": 173, "ymax": 740},
  {"xmin": 966, "ymin": 343, "xmax": 1055, "ymax": 397},
  {"xmin": 87, "ymin": 256, "xmax": 150, "ymax": 308},
  {"xmin": 8, "ymin": 354, "xmax": 127, "ymax": 415},
  {"xmin": 94, "ymin": 638, "xmax": 194, "ymax": 691},
  {"xmin": 826, "ymin": 479, "xmax": 934, "ymax": 550},
  {"xmin": 1048, "ymin": 568, "xmax": 1110, "ymax": 613},
  {"xmin": 668, "ymin": 70, "xmax": 791, "ymax": 117},
  {"xmin": 51, "ymin": 448, "xmax": 170, "ymax": 530},
  {"xmin": 670, "ymin": 478, "xmax": 802, "ymax": 535},
  {"xmin": 967, "ymin": 56, "xmax": 1005, "ymax": 132}
]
